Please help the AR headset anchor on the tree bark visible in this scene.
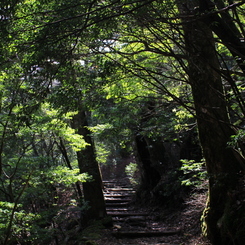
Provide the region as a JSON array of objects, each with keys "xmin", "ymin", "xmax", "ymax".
[
  {"xmin": 134, "ymin": 135, "xmax": 161, "ymax": 191},
  {"xmin": 133, "ymin": 101, "xmax": 162, "ymax": 196},
  {"xmin": 72, "ymin": 109, "xmax": 107, "ymax": 221},
  {"xmin": 179, "ymin": 1, "xmax": 245, "ymax": 244}
]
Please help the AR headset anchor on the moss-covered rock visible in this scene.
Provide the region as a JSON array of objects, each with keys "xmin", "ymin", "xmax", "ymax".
[{"xmin": 79, "ymin": 216, "xmax": 113, "ymax": 244}]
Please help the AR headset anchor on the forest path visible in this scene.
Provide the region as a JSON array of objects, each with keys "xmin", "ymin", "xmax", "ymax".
[{"xmin": 100, "ymin": 178, "xmax": 181, "ymax": 245}]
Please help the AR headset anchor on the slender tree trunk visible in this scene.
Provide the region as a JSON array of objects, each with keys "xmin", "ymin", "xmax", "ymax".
[
  {"xmin": 179, "ymin": 1, "xmax": 245, "ymax": 244},
  {"xmin": 72, "ymin": 109, "xmax": 106, "ymax": 221},
  {"xmin": 57, "ymin": 137, "xmax": 83, "ymax": 201}
]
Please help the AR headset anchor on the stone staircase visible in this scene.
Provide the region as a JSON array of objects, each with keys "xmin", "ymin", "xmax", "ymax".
[{"xmin": 103, "ymin": 179, "xmax": 180, "ymax": 241}]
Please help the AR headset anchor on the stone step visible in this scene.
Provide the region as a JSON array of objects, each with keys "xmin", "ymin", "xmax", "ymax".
[
  {"xmin": 106, "ymin": 202, "xmax": 132, "ymax": 207},
  {"xmin": 105, "ymin": 198, "xmax": 131, "ymax": 203},
  {"xmin": 104, "ymin": 195, "xmax": 132, "ymax": 200},
  {"xmin": 105, "ymin": 187, "xmax": 135, "ymax": 191},
  {"xmin": 103, "ymin": 181, "xmax": 130, "ymax": 186},
  {"xmin": 106, "ymin": 207, "xmax": 130, "ymax": 211},
  {"xmin": 107, "ymin": 212, "xmax": 149, "ymax": 217},
  {"xmin": 112, "ymin": 229, "xmax": 180, "ymax": 238},
  {"xmin": 104, "ymin": 193, "xmax": 133, "ymax": 197}
]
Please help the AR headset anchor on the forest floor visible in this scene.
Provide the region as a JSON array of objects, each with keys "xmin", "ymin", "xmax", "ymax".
[{"xmin": 91, "ymin": 178, "xmax": 212, "ymax": 245}]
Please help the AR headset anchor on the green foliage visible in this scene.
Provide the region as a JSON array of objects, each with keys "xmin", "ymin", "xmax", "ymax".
[
  {"xmin": 228, "ymin": 130, "xmax": 245, "ymax": 148},
  {"xmin": 125, "ymin": 162, "xmax": 139, "ymax": 186},
  {"xmin": 0, "ymin": 200, "xmax": 60, "ymax": 244},
  {"xmin": 0, "ymin": 161, "xmax": 90, "ymax": 244},
  {"xmin": 0, "ymin": 202, "xmax": 42, "ymax": 244},
  {"xmin": 0, "ymin": 100, "xmax": 90, "ymax": 244},
  {"xmin": 39, "ymin": 166, "xmax": 91, "ymax": 186},
  {"xmin": 0, "ymin": 200, "xmax": 82, "ymax": 244},
  {"xmin": 1, "ymin": 0, "xmax": 245, "ymax": 243},
  {"xmin": 95, "ymin": 142, "xmax": 111, "ymax": 165},
  {"xmin": 172, "ymin": 106, "xmax": 194, "ymax": 131},
  {"xmin": 180, "ymin": 159, "xmax": 207, "ymax": 188}
]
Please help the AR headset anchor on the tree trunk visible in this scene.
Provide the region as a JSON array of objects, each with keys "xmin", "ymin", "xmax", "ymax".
[
  {"xmin": 72, "ymin": 109, "xmax": 107, "ymax": 221},
  {"xmin": 179, "ymin": 1, "xmax": 245, "ymax": 244},
  {"xmin": 134, "ymin": 135, "xmax": 161, "ymax": 191}
]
